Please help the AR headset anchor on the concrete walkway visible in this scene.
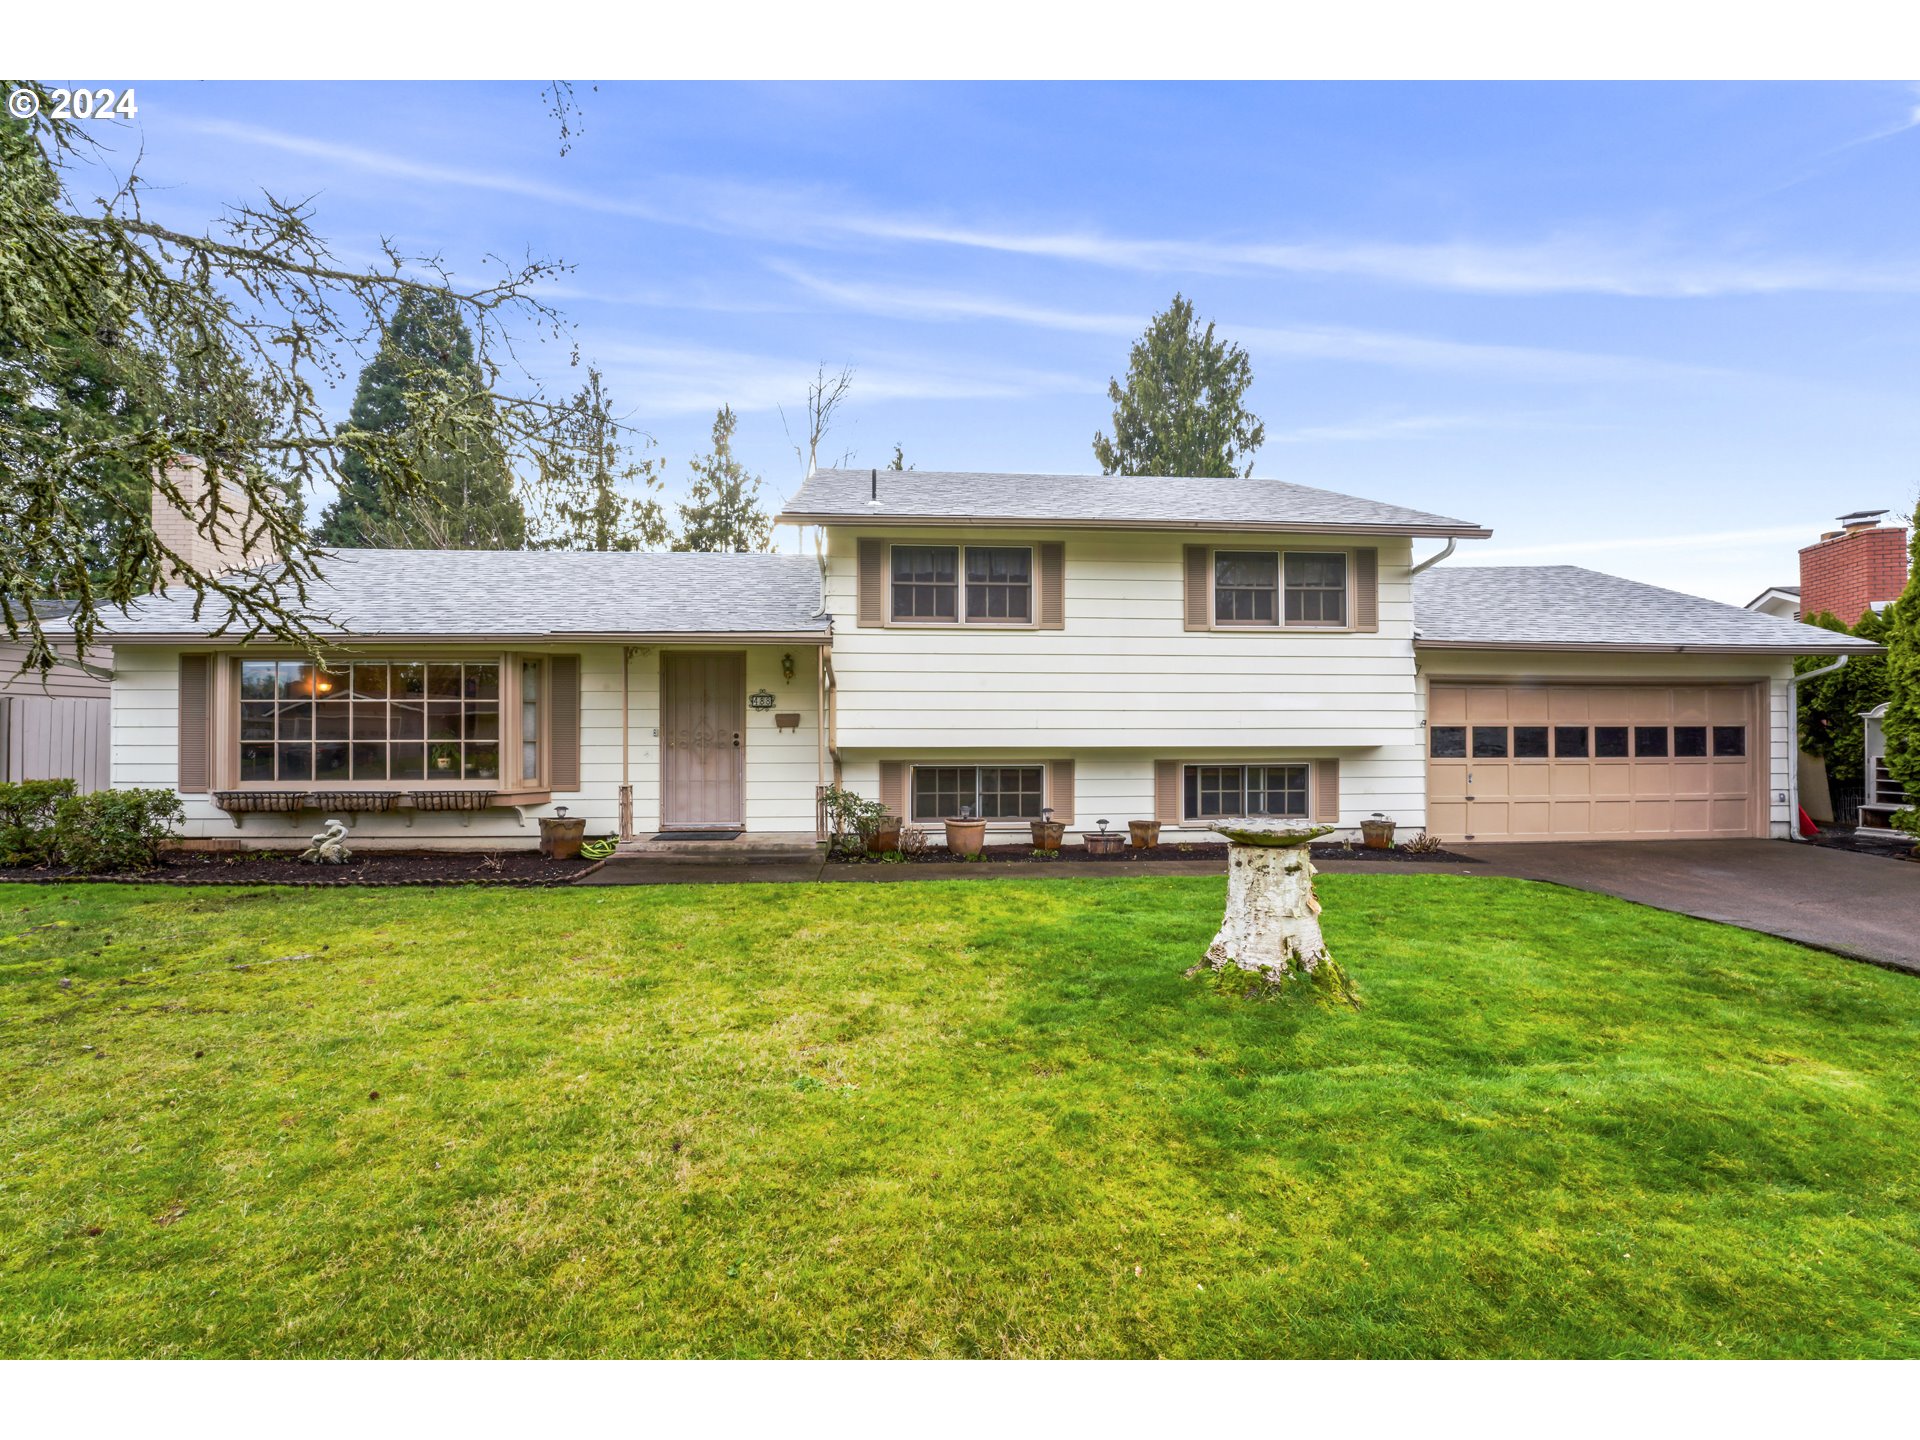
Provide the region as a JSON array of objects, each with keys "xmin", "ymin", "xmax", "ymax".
[{"xmin": 1454, "ymin": 839, "xmax": 1920, "ymax": 974}]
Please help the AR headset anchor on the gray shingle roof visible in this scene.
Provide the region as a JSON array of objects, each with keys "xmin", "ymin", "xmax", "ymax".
[
  {"xmin": 780, "ymin": 468, "xmax": 1490, "ymax": 537},
  {"xmin": 99, "ymin": 550, "xmax": 829, "ymax": 641},
  {"xmin": 1415, "ymin": 566, "xmax": 1882, "ymax": 654}
]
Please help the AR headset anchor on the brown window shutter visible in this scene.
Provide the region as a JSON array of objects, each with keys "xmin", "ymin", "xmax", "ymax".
[
  {"xmin": 1183, "ymin": 546, "xmax": 1211, "ymax": 631},
  {"xmin": 177, "ymin": 654, "xmax": 211, "ymax": 793},
  {"xmin": 1154, "ymin": 759, "xmax": 1182, "ymax": 824},
  {"xmin": 550, "ymin": 654, "xmax": 581, "ymax": 792},
  {"xmin": 857, "ymin": 539, "xmax": 885, "ymax": 627},
  {"xmin": 1047, "ymin": 759, "xmax": 1075, "ymax": 825},
  {"xmin": 878, "ymin": 761, "xmax": 905, "ymax": 820},
  {"xmin": 1354, "ymin": 548, "xmax": 1379, "ymax": 632},
  {"xmin": 1038, "ymin": 543, "xmax": 1065, "ymax": 629},
  {"xmin": 1312, "ymin": 758, "xmax": 1340, "ymax": 824}
]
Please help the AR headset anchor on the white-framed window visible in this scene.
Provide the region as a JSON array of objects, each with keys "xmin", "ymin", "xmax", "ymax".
[
  {"xmin": 891, "ymin": 544, "xmax": 1034, "ymax": 625},
  {"xmin": 234, "ymin": 655, "xmax": 545, "ymax": 787},
  {"xmin": 1212, "ymin": 549, "xmax": 1349, "ymax": 629},
  {"xmin": 1183, "ymin": 763, "xmax": 1310, "ymax": 821},
  {"xmin": 909, "ymin": 764, "xmax": 1046, "ymax": 822}
]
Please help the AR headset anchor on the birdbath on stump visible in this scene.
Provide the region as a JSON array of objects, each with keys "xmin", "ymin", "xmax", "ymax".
[{"xmin": 1191, "ymin": 821, "xmax": 1355, "ymax": 1000}]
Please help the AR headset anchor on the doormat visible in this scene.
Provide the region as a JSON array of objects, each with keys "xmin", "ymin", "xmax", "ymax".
[{"xmin": 652, "ymin": 830, "xmax": 743, "ymax": 841}]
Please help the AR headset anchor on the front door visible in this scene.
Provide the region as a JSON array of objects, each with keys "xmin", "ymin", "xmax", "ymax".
[{"xmin": 661, "ymin": 652, "xmax": 745, "ymax": 829}]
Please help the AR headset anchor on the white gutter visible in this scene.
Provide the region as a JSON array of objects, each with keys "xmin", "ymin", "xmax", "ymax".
[
  {"xmin": 1407, "ymin": 537, "xmax": 1457, "ymax": 577},
  {"xmin": 1787, "ymin": 654, "xmax": 1848, "ymax": 843}
]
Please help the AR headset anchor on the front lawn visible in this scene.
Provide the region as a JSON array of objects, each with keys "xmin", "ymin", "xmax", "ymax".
[{"xmin": 3, "ymin": 875, "xmax": 1917, "ymax": 1357}]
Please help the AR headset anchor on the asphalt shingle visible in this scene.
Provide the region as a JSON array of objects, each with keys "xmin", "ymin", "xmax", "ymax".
[
  {"xmin": 99, "ymin": 549, "xmax": 829, "ymax": 640},
  {"xmin": 779, "ymin": 468, "xmax": 1490, "ymax": 536},
  {"xmin": 1414, "ymin": 566, "xmax": 1882, "ymax": 653}
]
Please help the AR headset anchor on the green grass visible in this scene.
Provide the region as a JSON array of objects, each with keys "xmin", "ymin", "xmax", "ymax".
[{"xmin": 2, "ymin": 874, "xmax": 1918, "ymax": 1358}]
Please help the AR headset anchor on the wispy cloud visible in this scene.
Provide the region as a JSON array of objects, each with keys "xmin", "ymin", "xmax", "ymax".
[
  {"xmin": 1267, "ymin": 412, "xmax": 1582, "ymax": 444},
  {"xmin": 588, "ymin": 340, "xmax": 1098, "ymax": 417},
  {"xmin": 179, "ymin": 116, "xmax": 1920, "ymax": 300},
  {"xmin": 773, "ymin": 266, "xmax": 1733, "ymax": 383}
]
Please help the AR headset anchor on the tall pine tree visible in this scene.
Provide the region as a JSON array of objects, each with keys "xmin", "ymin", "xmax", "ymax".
[
  {"xmin": 1092, "ymin": 294, "xmax": 1265, "ymax": 478},
  {"xmin": 674, "ymin": 406, "xmax": 773, "ymax": 553},
  {"xmin": 317, "ymin": 290, "xmax": 527, "ymax": 549},
  {"xmin": 532, "ymin": 369, "xmax": 670, "ymax": 551}
]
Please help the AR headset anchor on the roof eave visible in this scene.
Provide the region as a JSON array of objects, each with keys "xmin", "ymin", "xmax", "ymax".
[
  {"xmin": 1414, "ymin": 639, "xmax": 1884, "ymax": 656},
  {"xmin": 776, "ymin": 512, "xmax": 1492, "ymax": 539},
  {"xmin": 100, "ymin": 628, "xmax": 833, "ymax": 646}
]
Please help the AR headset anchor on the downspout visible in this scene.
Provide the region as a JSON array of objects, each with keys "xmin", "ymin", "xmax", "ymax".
[
  {"xmin": 619, "ymin": 645, "xmax": 635, "ymax": 841},
  {"xmin": 1408, "ymin": 537, "xmax": 1457, "ymax": 577},
  {"xmin": 1786, "ymin": 654, "xmax": 1847, "ymax": 842}
]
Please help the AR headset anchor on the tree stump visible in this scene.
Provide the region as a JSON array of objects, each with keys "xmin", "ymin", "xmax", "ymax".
[{"xmin": 1191, "ymin": 822, "xmax": 1356, "ymax": 1001}]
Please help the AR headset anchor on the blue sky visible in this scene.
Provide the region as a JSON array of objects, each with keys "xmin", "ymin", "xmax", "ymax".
[{"xmin": 66, "ymin": 80, "xmax": 1920, "ymax": 601}]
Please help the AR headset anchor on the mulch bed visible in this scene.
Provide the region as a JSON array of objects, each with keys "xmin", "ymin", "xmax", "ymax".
[
  {"xmin": 1803, "ymin": 826, "xmax": 1919, "ymax": 863},
  {"xmin": 827, "ymin": 840, "xmax": 1478, "ymax": 867},
  {"xmin": 0, "ymin": 849, "xmax": 604, "ymax": 888}
]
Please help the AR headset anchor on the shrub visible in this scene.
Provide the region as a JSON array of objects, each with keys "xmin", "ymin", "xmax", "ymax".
[
  {"xmin": 0, "ymin": 778, "xmax": 77, "ymax": 865},
  {"xmin": 51, "ymin": 788, "xmax": 183, "ymax": 873},
  {"xmin": 818, "ymin": 784, "xmax": 890, "ymax": 856}
]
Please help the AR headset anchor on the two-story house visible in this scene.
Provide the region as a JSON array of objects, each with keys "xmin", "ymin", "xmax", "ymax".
[{"xmin": 96, "ymin": 468, "xmax": 1876, "ymax": 850}]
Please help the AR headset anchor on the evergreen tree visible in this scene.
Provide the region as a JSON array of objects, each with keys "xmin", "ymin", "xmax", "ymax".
[
  {"xmin": 533, "ymin": 369, "xmax": 670, "ymax": 551},
  {"xmin": 1092, "ymin": 293, "xmax": 1265, "ymax": 478},
  {"xmin": 1796, "ymin": 608, "xmax": 1892, "ymax": 786},
  {"xmin": 887, "ymin": 443, "xmax": 912, "ymax": 471},
  {"xmin": 1881, "ymin": 506, "xmax": 1920, "ymax": 838},
  {"xmin": 674, "ymin": 406, "xmax": 773, "ymax": 553},
  {"xmin": 317, "ymin": 289, "xmax": 527, "ymax": 550}
]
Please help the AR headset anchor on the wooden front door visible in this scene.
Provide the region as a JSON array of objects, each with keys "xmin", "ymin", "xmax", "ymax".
[{"xmin": 661, "ymin": 652, "xmax": 746, "ymax": 829}]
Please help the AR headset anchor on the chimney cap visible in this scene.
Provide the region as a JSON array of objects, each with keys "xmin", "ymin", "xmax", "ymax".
[{"xmin": 1837, "ymin": 509, "xmax": 1889, "ymax": 529}]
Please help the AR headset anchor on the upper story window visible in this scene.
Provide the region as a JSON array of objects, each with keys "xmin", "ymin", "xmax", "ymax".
[
  {"xmin": 892, "ymin": 544, "xmax": 1033, "ymax": 625},
  {"xmin": 1213, "ymin": 550, "xmax": 1349, "ymax": 628},
  {"xmin": 1285, "ymin": 553, "xmax": 1348, "ymax": 626}
]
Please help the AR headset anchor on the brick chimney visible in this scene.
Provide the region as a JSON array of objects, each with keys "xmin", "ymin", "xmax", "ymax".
[
  {"xmin": 150, "ymin": 457, "xmax": 278, "ymax": 582},
  {"xmin": 1798, "ymin": 510, "xmax": 1909, "ymax": 627}
]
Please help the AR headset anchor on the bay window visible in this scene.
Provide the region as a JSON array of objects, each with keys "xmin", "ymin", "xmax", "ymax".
[{"xmin": 233, "ymin": 655, "xmax": 545, "ymax": 789}]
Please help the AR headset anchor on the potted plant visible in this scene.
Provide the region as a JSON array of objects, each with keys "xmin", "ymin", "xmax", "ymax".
[
  {"xmin": 1083, "ymin": 818, "xmax": 1124, "ymax": 857},
  {"xmin": 861, "ymin": 810, "xmax": 901, "ymax": 855},
  {"xmin": 1360, "ymin": 812, "xmax": 1396, "ymax": 850},
  {"xmin": 1030, "ymin": 806, "xmax": 1064, "ymax": 851},
  {"xmin": 1128, "ymin": 819, "xmax": 1161, "ymax": 849},
  {"xmin": 538, "ymin": 804, "xmax": 587, "ymax": 860},
  {"xmin": 944, "ymin": 806, "xmax": 986, "ymax": 859}
]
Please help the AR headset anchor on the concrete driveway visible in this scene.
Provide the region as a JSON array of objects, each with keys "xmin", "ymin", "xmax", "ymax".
[{"xmin": 1453, "ymin": 840, "xmax": 1920, "ymax": 973}]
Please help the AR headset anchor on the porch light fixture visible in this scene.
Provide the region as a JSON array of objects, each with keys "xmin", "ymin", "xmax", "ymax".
[
  {"xmin": 781, "ymin": 652, "xmax": 796, "ymax": 683},
  {"xmin": 748, "ymin": 689, "xmax": 777, "ymax": 711}
]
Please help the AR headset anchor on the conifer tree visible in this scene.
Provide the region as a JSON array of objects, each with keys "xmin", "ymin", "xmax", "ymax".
[
  {"xmin": 674, "ymin": 406, "xmax": 773, "ymax": 553},
  {"xmin": 1093, "ymin": 294, "xmax": 1265, "ymax": 478}
]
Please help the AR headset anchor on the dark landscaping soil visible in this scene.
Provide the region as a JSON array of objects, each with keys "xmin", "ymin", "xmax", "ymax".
[
  {"xmin": 1804, "ymin": 825, "xmax": 1919, "ymax": 863},
  {"xmin": 0, "ymin": 848, "xmax": 603, "ymax": 888},
  {"xmin": 828, "ymin": 840, "xmax": 1477, "ymax": 867}
]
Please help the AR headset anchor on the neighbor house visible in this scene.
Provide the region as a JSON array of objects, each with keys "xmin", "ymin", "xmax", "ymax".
[{"xmin": 95, "ymin": 468, "xmax": 1878, "ymax": 850}]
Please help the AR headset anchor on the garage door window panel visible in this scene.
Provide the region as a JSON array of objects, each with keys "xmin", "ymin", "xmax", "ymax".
[
  {"xmin": 1595, "ymin": 726, "xmax": 1630, "ymax": 759},
  {"xmin": 1472, "ymin": 726, "xmax": 1509, "ymax": 758},
  {"xmin": 1712, "ymin": 726, "xmax": 1746, "ymax": 757},
  {"xmin": 1674, "ymin": 726, "xmax": 1708, "ymax": 758},
  {"xmin": 1634, "ymin": 727, "xmax": 1669, "ymax": 758},
  {"xmin": 1554, "ymin": 726, "xmax": 1589, "ymax": 758},
  {"xmin": 1513, "ymin": 726, "xmax": 1549, "ymax": 759},
  {"xmin": 1430, "ymin": 726, "xmax": 1467, "ymax": 758}
]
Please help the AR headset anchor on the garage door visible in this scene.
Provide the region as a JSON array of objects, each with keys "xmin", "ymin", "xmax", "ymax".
[{"xmin": 1427, "ymin": 683, "xmax": 1762, "ymax": 842}]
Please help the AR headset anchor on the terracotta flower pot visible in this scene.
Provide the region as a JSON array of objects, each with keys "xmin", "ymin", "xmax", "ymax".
[
  {"xmin": 944, "ymin": 818, "xmax": 986, "ymax": 858},
  {"xmin": 1360, "ymin": 819, "xmax": 1396, "ymax": 851},
  {"xmin": 864, "ymin": 823, "xmax": 901, "ymax": 855},
  {"xmin": 1128, "ymin": 820, "xmax": 1162, "ymax": 849},
  {"xmin": 1030, "ymin": 820, "xmax": 1064, "ymax": 849},
  {"xmin": 1083, "ymin": 831, "xmax": 1124, "ymax": 857}
]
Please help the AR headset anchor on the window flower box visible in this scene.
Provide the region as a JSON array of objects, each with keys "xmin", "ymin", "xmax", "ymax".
[
  {"xmin": 408, "ymin": 790, "xmax": 499, "ymax": 812},
  {"xmin": 311, "ymin": 791, "xmax": 403, "ymax": 814},
  {"xmin": 213, "ymin": 791, "xmax": 308, "ymax": 814}
]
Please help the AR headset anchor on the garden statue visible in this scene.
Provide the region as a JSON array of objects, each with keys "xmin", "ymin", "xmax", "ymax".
[
  {"xmin": 1190, "ymin": 821, "xmax": 1356, "ymax": 1002},
  {"xmin": 300, "ymin": 817, "xmax": 353, "ymax": 865}
]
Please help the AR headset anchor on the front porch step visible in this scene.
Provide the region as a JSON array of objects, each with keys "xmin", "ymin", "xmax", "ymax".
[{"xmin": 614, "ymin": 832, "xmax": 824, "ymax": 862}]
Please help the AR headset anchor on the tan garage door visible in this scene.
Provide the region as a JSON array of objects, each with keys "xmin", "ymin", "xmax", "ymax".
[{"xmin": 1427, "ymin": 683, "xmax": 1763, "ymax": 842}]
